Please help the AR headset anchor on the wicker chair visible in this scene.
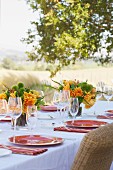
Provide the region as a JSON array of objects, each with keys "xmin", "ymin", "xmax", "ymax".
[{"xmin": 71, "ymin": 123, "xmax": 113, "ymax": 170}]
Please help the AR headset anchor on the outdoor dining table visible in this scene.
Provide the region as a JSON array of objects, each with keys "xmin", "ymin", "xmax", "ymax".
[{"xmin": 0, "ymin": 100, "xmax": 113, "ymax": 170}]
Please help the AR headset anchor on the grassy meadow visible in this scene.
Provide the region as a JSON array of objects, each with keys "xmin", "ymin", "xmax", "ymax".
[{"xmin": 0, "ymin": 67, "xmax": 113, "ymax": 91}]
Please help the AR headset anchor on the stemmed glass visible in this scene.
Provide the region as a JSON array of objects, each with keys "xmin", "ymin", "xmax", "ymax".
[
  {"xmin": 26, "ymin": 105, "xmax": 37, "ymax": 136},
  {"xmin": 8, "ymin": 97, "xmax": 22, "ymax": 131},
  {"xmin": 60, "ymin": 90, "xmax": 70, "ymax": 118},
  {"xmin": 96, "ymin": 81, "xmax": 105, "ymax": 100},
  {"xmin": 53, "ymin": 90, "xmax": 70, "ymax": 125},
  {"xmin": 69, "ymin": 97, "xmax": 79, "ymax": 124},
  {"xmin": 53, "ymin": 91, "xmax": 62, "ymax": 113},
  {"xmin": 0, "ymin": 99, "xmax": 8, "ymax": 119},
  {"xmin": 52, "ymin": 91, "xmax": 62, "ymax": 125},
  {"xmin": 104, "ymin": 86, "xmax": 113, "ymax": 107}
]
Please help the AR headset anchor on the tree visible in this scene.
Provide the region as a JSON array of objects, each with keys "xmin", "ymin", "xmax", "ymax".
[
  {"xmin": 2, "ymin": 57, "xmax": 15, "ymax": 69},
  {"xmin": 23, "ymin": 0, "xmax": 113, "ymax": 77}
]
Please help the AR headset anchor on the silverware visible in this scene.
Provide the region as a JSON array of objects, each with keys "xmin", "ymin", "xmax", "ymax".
[{"xmin": 48, "ymin": 115, "xmax": 54, "ymax": 119}]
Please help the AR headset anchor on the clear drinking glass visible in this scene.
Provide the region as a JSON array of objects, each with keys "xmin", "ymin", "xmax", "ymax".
[
  {"xmin": 0, "ymin": 99, "xmax": 8, "ymax": 119},
  {"xmin": 103, "ymin": 86, "xmax": 113, "ymax": 109},
  {"xmin": 62, "ymin": 90, "xmax": 70, "ymax": 113},
  {"xmin": 96, "ymin": 81, "xmax": 105, "ymax": 100},
  {"xmin": 53, "ymin": 90, "xmax": 70, "ymax": 125},
  {"xmin": 52, "ymin": 91, "xmax": 63, "ymax": 125},
  {"xmin": 69, "ymin": 97, "xmax": 79, "ymax": 124},
  {"xmin": 8, "ymin": 97, "xmax": 22, "ymax": 130},
  {"xmin": 26, "ymin": 105, "xmax": 37, "ymax": 135},
  {"xmin": 53, "ymin": 91, "xmax": 62, "ymax": 112}
]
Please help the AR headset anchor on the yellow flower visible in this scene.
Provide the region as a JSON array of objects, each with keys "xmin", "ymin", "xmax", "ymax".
[
  {"xmin": 10, "ymin": 93, "xmax": 16, "ymax": 98},
  {"xmin": 0, "ymin": 93, "xmax": 7, "ymax": 99},
  {"xmin": 32, "ymin": 90, "xmax": 40, "ymax": 98},
  {"xmin": 84, "ymin": 99, "xmax": 96, "ymax": 109},
  {"xmin": 68, "ymin": 80, "xmax": 76, "ymax": 85},
  {"xmin": 63, "ymin": 83, "xmax": 70, "ymax": 91},
  {"xmin": 91, "ymin": 87, "xmax": 96, "ymax": 93}
]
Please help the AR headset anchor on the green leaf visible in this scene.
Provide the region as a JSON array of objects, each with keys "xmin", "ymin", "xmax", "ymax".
[
  {"xmin": 70, "ymin": 84, "xmax": 75, "ymax": 90},
  {"xmin": 18, "ymin": 82, "xmax": 24, "ymax": 89},
  {"xmin": 12, "ymin": 85, "xmax": 18, "ymax": 91}
]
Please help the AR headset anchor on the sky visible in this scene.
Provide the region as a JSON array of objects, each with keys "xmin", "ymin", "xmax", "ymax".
[{"xmin": 0, "ymin": 0, "xmax": 36, "ymax": 51}]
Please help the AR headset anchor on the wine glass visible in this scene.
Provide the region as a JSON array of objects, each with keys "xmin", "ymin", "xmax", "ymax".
[
  {"xmin": 0, "ymin": 99, "xmax": 8, "ymax": 119},
  {"xmin": 53, "ymin": 90, "xmax": 70, "ymax": 125},
  {"xmin": 8, "ymin": 97, "xmax": 22, "ymax": 131},
  {"xmin": 60, "ymin": 90, "xmax": 70, "ymax": 119},
  {"xmin": 96, "ymin": 82, "xmax": 106, "ymax": 100},
  {"xmin": 26, "ymin": 105, "xmax": 37, "ymax": 136},
  {"xmin": 69, "ymin": 97, "xmax": 79, "ymax": 124},
  {"xmin": 104, "ymin": 86, "xmax": 113, "ymax": 108},
  {"xmin": 63, "ymin": 90, "xmax": 70, "ymax": 108},
  {"xmin": 53, "ymin": 91, "xmax": 62, "ymax": 112},
  {"xmin": 52, "ymin": 91, "xmax": 64, "ymax": 125}
]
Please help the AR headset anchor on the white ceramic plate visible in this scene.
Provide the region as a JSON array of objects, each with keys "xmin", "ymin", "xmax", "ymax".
[{"xmin": 0, "ymin": 148, "xmax": 12, "ymax": 157}]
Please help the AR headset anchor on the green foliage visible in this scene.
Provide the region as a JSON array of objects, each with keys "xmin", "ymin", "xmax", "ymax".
[
  {"xmin": 4, "ymin": 82, "xmax": 45, "ymax": 109},
  {"xmin": 5, "ymin": 82, "xmax": 30, "ymax": 102},
  {"xmin": 23, "ymin": 0, "xmax": 113, "ymax": 77},
  {"xmin": 2, "ymin": 58, "xmax": 15, "ymax": 70},
  {"xmin": 77, "ymin": 82, "xmax": 93, "ymax": 93}
]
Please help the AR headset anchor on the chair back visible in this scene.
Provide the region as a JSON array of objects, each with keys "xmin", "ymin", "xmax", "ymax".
[{"xmin": 71, "ymin": 123, "xmax": 113, "ymax": 170}]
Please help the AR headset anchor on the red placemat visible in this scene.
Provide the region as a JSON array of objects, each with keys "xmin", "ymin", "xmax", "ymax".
[
  {"xmin": 97, "ymin": 115, "xmax": 113, "ymax": 119},
  {"xmin": 0, "ymin": 144, "xmax": 48, "ymax": 156},
  {"xmin": 54, "ymin": 126, "xmax": 95, "ymax": 133},
  {"xmin": 105, "ymin": 110, "xmax": 113, "ymax": 113},
  {"xmin": 0, "ymin": 116, "xmax": 11, "ymax": 122}
]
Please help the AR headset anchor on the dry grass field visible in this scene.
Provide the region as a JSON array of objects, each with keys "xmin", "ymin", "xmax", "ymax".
[{"xmin": 0, "ymin": 67, "xmax": 113, "ymax": 91}]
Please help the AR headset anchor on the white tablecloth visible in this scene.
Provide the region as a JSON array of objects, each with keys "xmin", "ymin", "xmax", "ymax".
[{"xmin": 0, "ymin": 101, "xmax": 113, "ymax": 170}]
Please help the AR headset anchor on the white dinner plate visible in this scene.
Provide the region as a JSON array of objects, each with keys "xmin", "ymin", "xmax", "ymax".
[{"xmin": 0, "ymin": 148, "xmax": 12, "ymax": 157}]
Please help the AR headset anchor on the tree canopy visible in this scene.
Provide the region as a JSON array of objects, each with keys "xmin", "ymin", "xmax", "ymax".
[{"xmin": 23, "ymin": 0, "xmax": 113, "ymax": 77}]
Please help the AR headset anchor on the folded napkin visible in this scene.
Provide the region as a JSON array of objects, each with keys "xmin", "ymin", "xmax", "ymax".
[
  {"xmin": 97, "ymin": 115, "xmax": 113, "ymax": 119},
  {"xmin": 40, "ymin": 105, "xmax": 57, "ymax": 111},
  {"xmin": 105, "ymin": 110, "xmax": 113, "ymax": 113},
  {"xmin": 0, "ymin": 144, "xmax": 48, "ymax": 156},
  {"xmin": 0, "ymin": 116, "xmax": 11, "ymax": 122},
  {"xmin": 54, "ymin": 126, "xmax": 94, "ymax": 133}
]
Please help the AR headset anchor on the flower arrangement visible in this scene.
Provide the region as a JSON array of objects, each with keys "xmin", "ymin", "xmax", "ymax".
[
  {"xmin": 0, "ymin": 82, "xmax": 44, "ymax": 113},
  {"xmin": 52, "ymin": 79, "xmax": 96, "ymax": 109}
]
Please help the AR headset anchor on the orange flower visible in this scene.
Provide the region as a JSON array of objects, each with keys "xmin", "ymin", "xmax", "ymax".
[
  {"xmin": 85, "ymin": 104, "xmax": 92, "ymax": 109},
  {"xmin": 23, "ymin": 92, "xmax": 37, "ymax": 113},
  {"xmin": 74, "ymin": 87, "xmax": 83, "ymax": 97},
  {"xmin": 54, "ymin": 79, "xmax": 96, "ymax": 110},
  {"xmin": 0, "ymin": 93, "xmax": 7, "ymax": 99},
  {"xmin": 84, "ymin": 93, "xmax": 92, "ymax": 102}
]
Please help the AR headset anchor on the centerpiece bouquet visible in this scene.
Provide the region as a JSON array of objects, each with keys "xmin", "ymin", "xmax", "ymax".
[
  {"xmin": 0, "ymin": 82, "xmax": 44, "ymax": 125},
  {"xmin": 52, "ymin": 79, "xmax": 96, "ymax": 115}
]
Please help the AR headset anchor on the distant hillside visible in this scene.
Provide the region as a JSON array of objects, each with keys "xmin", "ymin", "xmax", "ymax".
[{"xmin": 0, "ymin": 48, "xmax": 27, "ymax": 61}]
